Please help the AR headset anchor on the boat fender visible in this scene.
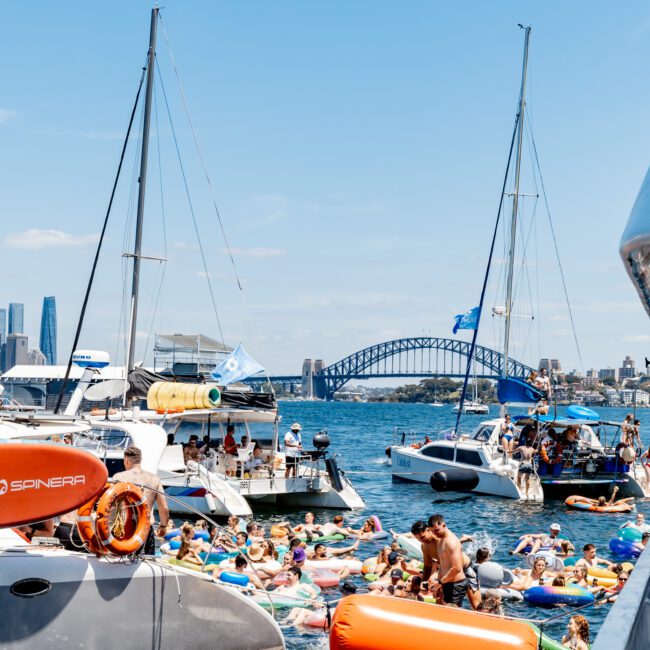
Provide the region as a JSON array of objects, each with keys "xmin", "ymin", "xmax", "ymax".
[
  {"xmin": 430, "ymin": 468, "xmax": 479, "ymax": 493},
  {"xmin": 219, "ymin": 571, "xmax": 249, "ymax": 587}
]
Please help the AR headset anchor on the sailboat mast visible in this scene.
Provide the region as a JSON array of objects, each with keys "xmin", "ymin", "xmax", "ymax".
[
  {"xmin": 501, "ymin": 26, "xmax": 531, "ymax": 393},
  {"xmin": 126, "ymin": 8, "xmax": 158, "ymax": 384}
]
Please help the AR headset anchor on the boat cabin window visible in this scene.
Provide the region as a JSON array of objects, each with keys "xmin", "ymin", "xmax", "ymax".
[
  {"xmin": 455, "ymin": 449, "xmax": 483, "ymax": 466},
  {"xmin": 420, "ymin": 446, "xmax": 455, "ymax": 461},
  {"xmin": 77, "ymin": 427, "xmax": 132, "ymax": 450},
  {"xmin": 472, "ymin": 426, "xmax": 494, "ymax": 442}
]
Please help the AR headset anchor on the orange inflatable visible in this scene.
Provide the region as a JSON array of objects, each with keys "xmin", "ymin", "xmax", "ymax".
[
  {"xmin": 95, "ymin": 482, "xmax": 151, "ymax": 555},
  {"xmin": 330, "ymin": 595, "xmax": 538, "ymax": 650},
  {"xmin": 77, "ymin": 483, "xmax": 110, "ymax": 555},
  {"xmin": 565, "ymin": 495, "xmax": 633, "ymax": 513},
  {"xmin": 0, "ymin": 443, "xmax": 108, "ymax": 527}
]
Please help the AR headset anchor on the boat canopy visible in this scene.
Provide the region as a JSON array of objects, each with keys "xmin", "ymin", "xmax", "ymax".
[
  {"xmin": 497, "ymin": 377, "xmax": 544, "ymax": 405},
  {"xmin": 513, "ymin": 415, "xmax": 600, "ymax": 427}
]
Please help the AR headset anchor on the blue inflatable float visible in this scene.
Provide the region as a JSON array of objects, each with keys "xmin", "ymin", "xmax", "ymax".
[
  {"xmin": 609, "ymin": 537, "xmax": 641, "ymax": 558},
  {"xmin": 524, "ymin": 585, "xmax": 594, "ymax": 607},
  {"xmin": 566, "ymin": 405, "xmax": 600, "ymax": 421}
]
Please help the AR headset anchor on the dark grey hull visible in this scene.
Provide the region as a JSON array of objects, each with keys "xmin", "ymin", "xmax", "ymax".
[{"xmin": 1, "ymin": 548, "xmax": 284, "ymax": 650}]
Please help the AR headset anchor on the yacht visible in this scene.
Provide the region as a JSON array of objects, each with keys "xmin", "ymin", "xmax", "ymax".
[
  {"xmin": 390, "ymin": 418, "xmax": 543, "ymax": 501},
  {"xmin": 156, "ymin": 406, "xmax": 365, "ymax": 511},
  {"xmin": 452, "ymin": 401, "xmax": 489, "ymax": 415}
]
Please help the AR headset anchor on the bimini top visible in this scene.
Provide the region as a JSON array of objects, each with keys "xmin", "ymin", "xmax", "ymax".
[
  {"xmin": 513, "ymin": 415, "xmax": 601, "ymax": 427},
  {"xmin": 620, "ymin": 164, "xmax": 650, "ymax": 317}
]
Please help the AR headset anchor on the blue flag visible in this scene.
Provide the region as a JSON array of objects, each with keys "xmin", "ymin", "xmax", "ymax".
[
  {"xmin": 211, "ymin": 343, "xmax": 265, "ymax": 385},
  {"xmin": 452, "ymin": 306, "xmax": 480, "ymax": 335}
]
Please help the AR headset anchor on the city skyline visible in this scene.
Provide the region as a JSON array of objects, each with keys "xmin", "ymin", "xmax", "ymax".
[{"xmin": 2, "ymin": 3, "xmax": 650, "ymax": 374}]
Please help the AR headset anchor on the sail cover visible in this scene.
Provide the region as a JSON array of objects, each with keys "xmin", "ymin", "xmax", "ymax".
[{"xmin": 497, "ymin": 377, "xmax": 545, "ymax": 406}]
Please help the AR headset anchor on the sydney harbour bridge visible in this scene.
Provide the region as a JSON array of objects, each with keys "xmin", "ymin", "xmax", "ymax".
[{"xmin": 246, "ymin": 337, "xmax": 534, "ymax": 400}]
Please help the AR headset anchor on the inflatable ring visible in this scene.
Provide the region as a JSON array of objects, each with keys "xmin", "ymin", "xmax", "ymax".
[
  {"xmin": 565, "ymin": 495, "xmax": 633, "ymax": 513},
  {"xmin": 524, "ymin": 585, "xmax": 594, "ymax": 607},
  {"xmin": 371, "ymin": 515, "xmax": 382, "ymax": 532},
  {"xmin": 619, "ymin": 527, "xmax": 643, "ymax": 542},
  {"xmin": 95, "ymin": 482, "xmax": 151, "ymax": 556},
  {"xmin": 609, "ymin": 537, "xmax": 641, "ymax": 558},
  {"xmin": 219, "ymin": 571, "xmax": 249, "ymax": 587},
  {"xmin": 76, "ymin": 483, "xmax": 111, "ymax": 555},
  {"xmin": 271, "ymin": 524, "xmax": 289, "ymax": 538}
]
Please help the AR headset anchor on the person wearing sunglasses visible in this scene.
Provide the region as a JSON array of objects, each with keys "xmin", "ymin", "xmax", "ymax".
[{"xmin": 604, "ymin": 572, "xmax": 630, "ymax": 603}]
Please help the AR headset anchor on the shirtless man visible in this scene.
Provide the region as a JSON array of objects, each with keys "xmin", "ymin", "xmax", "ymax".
[
  {"xmin": 515, "ymin": 444, "xmax": 536, "ymax": 497},
  {"xmin": 574, "ymin": 543, "xmax": 615, "ymax": 571},
  {"xmin": 183, "ymin": 435, "xmax": 201, "ymax": 464},
  {"xmin": 113, "ymin": 445, "xmax": 170, "ymax": 554},
  {"xmin": 411, "ymin": 517, "xmax": 480, "ymax": 609}
]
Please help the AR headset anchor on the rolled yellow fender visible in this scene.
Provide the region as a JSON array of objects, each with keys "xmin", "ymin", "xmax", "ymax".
[
  {"xmin": 147, "ymin": 382, "xmax": 221, "ymax": 411},
  {"xmin": 330, "ymin": 595, "xmax": 538, "ymax": 650}
]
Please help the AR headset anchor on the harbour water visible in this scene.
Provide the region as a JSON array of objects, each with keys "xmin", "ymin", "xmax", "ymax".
[{"xmin": 248, "ymin": 401, "xmax": 650, "ymax": 649}]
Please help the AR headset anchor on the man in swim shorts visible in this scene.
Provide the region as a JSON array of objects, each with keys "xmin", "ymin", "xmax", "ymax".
[
  {"xmin": 516, "ymin": 444, "xmax": 536, "ymax": 497},
  {"xmin": 429, "ymin": 514, "xmax": 467, "ymax": 607}
]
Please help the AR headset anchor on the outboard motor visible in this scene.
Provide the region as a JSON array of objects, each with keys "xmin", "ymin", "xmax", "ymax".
[{"xmin": 430, "ymin": 468, "xmax": 479, "ymax": 493}]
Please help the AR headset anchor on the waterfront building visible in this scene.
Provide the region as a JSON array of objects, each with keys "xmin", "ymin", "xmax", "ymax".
[
  {"xmin": 6, "ymin": 334, "xmax": 28, "ymax": 370},
  {"xmin": 583, "ymin": 375, "xmax": 600, "ymax": 388},
  {"xmin": 619, "ymin": 356, "xmax": 636, "ymax": 380},
  {"xmin": 0, "ymin": 308, "xmax": 6, "ymax": 345},
  {"xmin": 39, "ymin": 296, "xmax": 57, "ymax": 365},
  {"xmin": 603, "ymin": 387, "xmax": 622, "ymax": 405},
  {"xmin": 28, "ymin": 348, "xmax": 46, "ymax": 366},
  {"xmin": 8, "ymin": 303, "xmax": 24, "ymax": 335},
  {"xmin": 619, "ymin": 388, "xmax": 650, "ymax": 406},
  {"xmin": 599, "ymin": 367, "xmax": 617, "ymax": 381}
]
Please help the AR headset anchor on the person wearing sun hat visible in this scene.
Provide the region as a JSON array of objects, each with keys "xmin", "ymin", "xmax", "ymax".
[{"xmin": 284, "ymin": 422, "xmax": 303, "ymax": 478}]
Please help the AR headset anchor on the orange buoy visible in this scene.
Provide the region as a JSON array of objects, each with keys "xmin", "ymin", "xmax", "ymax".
[
  {"xmin": 94, "ymin": 482, "xmax": 151, "ymax": 555},
  {"xmin": 329, "ymin": 595, "xmax": 538, "ymax": 650},
  {"xmin": 77, "ymin": 483, "xmax": 111, "ymax": 555}
]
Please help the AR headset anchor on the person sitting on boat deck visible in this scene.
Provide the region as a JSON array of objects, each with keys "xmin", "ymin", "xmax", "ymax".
[
  {"xmin": 500, "ymin": 414, "xmax": 516, "ymax": 458},
  {"xmin": 320, "ymin": 515, "xmax": 354, "ymax": 537},
  {"xmin": 284, "ymin": 422, "xmax": 303, "ymax": 478},
  {"xmin": 244, "ymin": 446, "xmax": 265, "ymax": 477},
  {"xmin": 510, "ymin": 522, "xmax": 563, "ymax": 556},
  {"xmin": 562, "ymin": 615, "xmax": 590, "ymax": 650},
  {"xmin": 183, "ymin": 435, "xmax": 201, "ymax": 464},
  {"xmin": 575, "ymin": 543, "xmax": 615, "ymax": 571},
  {"xmin": 175, "ymin": 539, "xmax": 203, "ymax": 566},
  {"xmin": 515, "ymin": 443, "xmax": 536, "ymax": 497},
  {"xmin": 113, "ymin": 445, "xmax": 170, "ymax": 554}
]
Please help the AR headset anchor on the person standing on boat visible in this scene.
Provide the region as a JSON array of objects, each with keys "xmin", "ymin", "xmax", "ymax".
[
  {"xmin": 621, "ymin": 414, "xmax": 634, "ymax": 446},
  {"xmin": 284, "ymin": 422, "xmax": 303, "ymax": 478},
  {"xmin": 113, "ymin": 446, "xmax": 170, "ymax": 554},
  {"xmin": 500, "ymin": 414, "xmax": 515, "ymax": 458}
]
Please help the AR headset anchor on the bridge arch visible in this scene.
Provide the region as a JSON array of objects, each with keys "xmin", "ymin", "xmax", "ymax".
[{"xmin": 317, "ymin": 337, "xmax": 533, "ymax": 399}]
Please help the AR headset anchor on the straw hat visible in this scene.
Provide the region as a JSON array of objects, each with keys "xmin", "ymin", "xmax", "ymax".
[{"xmin": 247, "ymin": 542, "xmax": 264, "ymax": 562}]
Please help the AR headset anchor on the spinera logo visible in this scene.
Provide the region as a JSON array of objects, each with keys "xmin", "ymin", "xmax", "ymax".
[{"xmin": 0, "ymin": 475, "xmax": 85, "ymax": 496}]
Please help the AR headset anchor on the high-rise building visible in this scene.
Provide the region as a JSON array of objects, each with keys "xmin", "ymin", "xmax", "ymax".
[
  {"xmin": 39, "ymin": 296, "xmax": 57, "ymax": 365},
  {"xmin": 619, "ymin": 355, "xmax": 636, "ymax": 380},
  {"xmin": 28, "ymin": 348, "xmax": 46, "ymax": 366},
  {"xmin": 8, "ymin": 303, "xmax": 24, "ymax": 335},
  {"xmin": 539, "ymin": 358, "xmax": 562, "ymax": 373},
  {"xmin": 599, "ymin": 367, "xmax": 617, "ymax": 381},
  {"xmin": 0, "ymin": 308, "xmax": 6, "ymax": 345},
  {"xmin": 5, "ymin": 334, "xmax": 28, "ymax": 369}
]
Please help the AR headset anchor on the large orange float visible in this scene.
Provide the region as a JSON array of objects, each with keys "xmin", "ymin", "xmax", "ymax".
[
  {"xmin": 330, "ymin": 595, "xmax": 538, "ymax": 650},
  {"xmin": 0, "ymin": 443, "xmax": 108, "ymax": 527}
]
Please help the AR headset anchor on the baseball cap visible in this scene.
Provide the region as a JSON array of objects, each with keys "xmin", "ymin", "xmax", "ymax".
[
  {"xmin": 391, "ymin": 568, "xmax": 404, "ymax": 579},
  {"xmin": 550, "ymin": 523, "xmax": 561, "ymax": 531},
  {"xmin": 292, "ymin": 547, "xmax": 306, "ymax": 563},
  {"xmin": 387, "ymin": 551, "xmax": 399, "ymax": 564}
]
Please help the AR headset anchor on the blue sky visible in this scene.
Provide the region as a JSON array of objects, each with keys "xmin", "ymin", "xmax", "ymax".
[{"xmin": 2, "ymin": 1, "xmax": 650, "ymax": 376}]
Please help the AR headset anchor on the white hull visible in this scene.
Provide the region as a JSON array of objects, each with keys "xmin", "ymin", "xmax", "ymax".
[
  {"xmin": 0, "ymin": 534, "xmax": 284, "ymax": 649},
  {"xmin": 452, "ymin": 402, "xmax": 490, "ymax": 414},
  {"xmin": 391, "ymin": 441, "xmax": 543, "ymax": 502}
]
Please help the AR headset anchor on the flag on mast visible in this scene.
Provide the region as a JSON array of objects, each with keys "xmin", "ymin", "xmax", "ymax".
[
  {"xmin": 211, "ymin": 344, "xmax": 265, "ymax": 385},
  {"xmin": 452, "ymin": 306, "xmax": 480, "ymax": 335}
]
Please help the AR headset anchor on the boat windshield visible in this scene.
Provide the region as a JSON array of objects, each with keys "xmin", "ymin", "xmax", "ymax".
[
  {"xmin": 472, "ymin": 425, "xmax": 494, "ymax": 442},
  {"xmin": 76, "ymin": 427, "xmax": 132, "ymax": 451}
]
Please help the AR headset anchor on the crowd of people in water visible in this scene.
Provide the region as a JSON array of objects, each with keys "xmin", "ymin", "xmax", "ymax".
[{"xmin": 158, "ymin": 505, "xmax": 650, "ymax": 649}]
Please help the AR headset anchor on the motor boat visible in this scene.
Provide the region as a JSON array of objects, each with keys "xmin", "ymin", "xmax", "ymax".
[
  {"xmin": 390, "ymin": 417, "xmax": 544, "ymax": 501},
  {"xmin": 452, "ymin": 401, "xmax": 489, "ymax": 415}
]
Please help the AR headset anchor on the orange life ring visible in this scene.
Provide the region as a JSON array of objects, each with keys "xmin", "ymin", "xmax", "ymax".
[
  {"xmin": 77, "ymin": 483, "xmax": 111, "ymax": 555},
  {"xmin": 94, "ymin": 482, "xmax": 151, "ymax": 555}
]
